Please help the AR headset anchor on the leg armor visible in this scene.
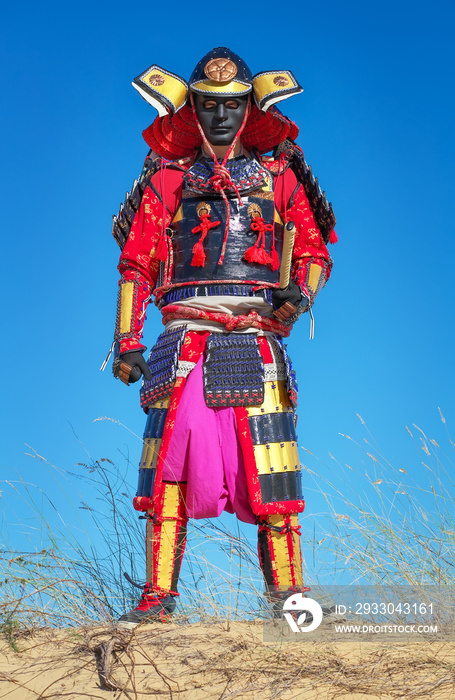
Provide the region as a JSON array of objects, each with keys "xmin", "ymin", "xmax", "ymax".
[
  {"xmin": 257, "ymin": 513, "xmax": 304, "ymax": 592},
  {"xmin": 236, "ymin": 354, "xmax": 307, "ymax": 597},
  {"xmin": 117, "ymin": 479, "xmax": 187, "ymax": 628},
  {"xmin": 145, "ymin": 481, "xmax": 188, "ymax": 595}
]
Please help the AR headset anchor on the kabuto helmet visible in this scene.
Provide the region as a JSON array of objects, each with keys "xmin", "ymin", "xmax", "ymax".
[
  {"xmin": 133, "ymin": 47, "xmax": 303, "ymax": 158},
  {"xmin": 188, "ymin": 47, "xmax": 253, "ymax": 97}
]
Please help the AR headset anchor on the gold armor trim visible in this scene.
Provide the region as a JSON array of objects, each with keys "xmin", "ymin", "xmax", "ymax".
[
  {"xmin": 119, "ymin": 281, "xmax": 134, "ymax": 334},
  {"xmin": 145, "ymin": 520, "xmax": 154, "ymax": 583},
  {"xmin": 155, "ymin": 483, "xmax": 181, "ymax": 590},
  {"xmin": 146, "ymin": 482, "xmax": 187, "ymax": 590},
  {"xmin": 150, "ymin": 397, "xmax": 170, "ymax": 410},
  {"xmin": 252, "ymin": 71, "xmax": 303, "ymax": 112},
  {"xmin": 191, "ymin": 79, "xmax": 251, "ymax": 95},
  {"xmin": 132, "ymin": 62, "xmax": 302, "ymax": 117},
  {"xmin": 253, "ymin": 442, "xmax": 300, "ymax": 475},
  {"xmin": 132, "ymin": 65, "xmax": 188, "ymax": 116},
  {"xmin": 262, "ymin": 174, "xmax": 272, "ymax": 191},
  {"xmin": 308, "ymin": 263, "xmax": 323, "ymax": 294},
  {"xmin": 139, "ymin": 438, "xmax": 162, "ymax": 470},
  {"xmin": 156, "ymin": 520, "xmax": 178, "ymax": 589},
  {"xmin": 140, "ymin": 397, "xmax": 170, "ymax": 470},
  {"xmin": 247, "ymin": 381, "xmax": 293, "ymax": 417},
  {"xmin": 250, "ymin": 190, "xmax": 274, "ymax": 201},
  {"xmin": 247, "ymin": 382, "xmax": 299, "ymax": 473}
]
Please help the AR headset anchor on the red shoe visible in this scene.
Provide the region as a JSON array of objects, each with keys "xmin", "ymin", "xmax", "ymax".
[{"xmin": 117, "ymin": 584, "xmax": 177, "ymax": 629}]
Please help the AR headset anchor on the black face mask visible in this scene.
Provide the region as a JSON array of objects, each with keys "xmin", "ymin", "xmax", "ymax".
[{"xmin": 193, "ymin": 93, "xmax": 249, "ymax": 147}]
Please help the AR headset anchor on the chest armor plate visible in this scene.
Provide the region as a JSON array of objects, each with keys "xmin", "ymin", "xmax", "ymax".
[{"xmin": 168, "ymin": 189, "xmax": 283, "ymax": 285}]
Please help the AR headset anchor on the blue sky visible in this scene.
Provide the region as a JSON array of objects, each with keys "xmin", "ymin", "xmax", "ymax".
[{"xmin": 2, "ymin": 0, "xmax": 455, "ymax": 592}]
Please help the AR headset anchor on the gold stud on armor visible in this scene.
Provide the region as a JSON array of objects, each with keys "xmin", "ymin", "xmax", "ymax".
[
  {"xmin": 148, "ymin": 74, "xmax": 165, "ymax": 86},
  {"xmin": 273, "ymin": 75, "xmax": 289, "ymax": 87},
  {"xmin": 196, "ymin": 201, "xmax": 211, "ymax": 217},
  {"xmin": 248, "ymin": 203, "xmax": 262, "ymax": 219},
  {"xmin": 204, "ymin": 58, "xmax": 238, "ymax": 82}
]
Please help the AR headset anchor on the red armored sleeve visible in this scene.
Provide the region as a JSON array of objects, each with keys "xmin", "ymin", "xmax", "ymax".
[
  {"xmin": 115, "ymin": 167, "xmax": 184, "ymax": 354},
  {"xmin": 275, "ymin": 166, "xmax": 333, "ymax": 304}
]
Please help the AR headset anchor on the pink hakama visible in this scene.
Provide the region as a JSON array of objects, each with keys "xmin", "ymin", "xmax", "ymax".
[{"xmin": 162, "ymin": 358, "xmax": 256, "ymax": 524}]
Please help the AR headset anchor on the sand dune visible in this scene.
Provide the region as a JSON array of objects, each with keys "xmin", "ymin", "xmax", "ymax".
[{"xmin": 1, "ymin": 621, "xmax": 455, "ymax": 699}]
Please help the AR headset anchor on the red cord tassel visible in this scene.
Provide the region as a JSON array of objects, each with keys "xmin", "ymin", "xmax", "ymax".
[
  {"xmin": 244, "ymin": 217, "xmax": 274, "ymax": 267},
  {"xmin": 329, "ymin": 229, "xmax": 338, "ymax": 244},
  {"xmin": 244, "ymin": 245, "xmax": 271, "ymax": 265},
  {"xmin": 191, "ymin": 239, "xmax": 206, "ymax": 267},
  {"xmin": 190, "ymin": 211, "xmax": 220, "ymax": 267},
  {"xmin": 269, "ymin": 245, "xmax": 280, "ymax": 271}
]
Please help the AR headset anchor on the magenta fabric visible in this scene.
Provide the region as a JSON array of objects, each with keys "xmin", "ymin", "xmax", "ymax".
[{"xmin": 162, "ymin": 358, "xmax": 256, "ymax": 524}]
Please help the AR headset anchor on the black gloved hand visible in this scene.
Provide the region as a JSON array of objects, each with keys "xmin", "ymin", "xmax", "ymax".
[
  {"xmin": 272, "ymin": 280, "xmax": 302, "ymax": 311},
  {"xmin": 119, "ymin": 351, "xmax": 152, "ymax": 384}
]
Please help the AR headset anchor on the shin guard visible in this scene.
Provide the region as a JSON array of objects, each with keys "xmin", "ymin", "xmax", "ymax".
[
  {"xmin": 145, "ymin": 481, "xmax": 188, "ymax": 595},
  {"xmin": 257, "ymin": 513, "xmax": 305, "ymax": 593}
]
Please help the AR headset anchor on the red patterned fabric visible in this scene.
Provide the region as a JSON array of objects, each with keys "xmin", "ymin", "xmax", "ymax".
[
  {"xmin": 289, "ymin": 185, "xmax": 331, "ymax": 261},
  {"xmin": 118, "ymin": 188, "xmax": 167, "ymax": 286}
]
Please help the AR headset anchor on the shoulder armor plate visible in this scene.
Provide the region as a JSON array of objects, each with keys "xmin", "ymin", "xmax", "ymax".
[
  {"xmin": 112, "ymin": 156, "xmax": 191, "ymax": 250},
  {"xmin": 112, "ymin": 155, "xmax": 161, "ymax": 250},
  {"xmin": 269, "ymin": 142, "xmax": 336, "ymax": 244},
  {"xmin": 289, "ymin": 144, "xmax": 336, "ymax": 244}
]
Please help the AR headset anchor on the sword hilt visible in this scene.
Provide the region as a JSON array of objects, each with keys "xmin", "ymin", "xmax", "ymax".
[
  {"xmin": 279, "ymin": 221, "xmax": 296, "ymax": 290},
  {"xmin": 273, "ymin": 221, "xmax": 297, "ymax": 321}
]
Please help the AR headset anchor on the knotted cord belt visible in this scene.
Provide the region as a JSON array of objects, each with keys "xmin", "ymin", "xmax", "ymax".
[{"xmin": 161, "ymin": 304, "xmax": 291, "ymax": 336}]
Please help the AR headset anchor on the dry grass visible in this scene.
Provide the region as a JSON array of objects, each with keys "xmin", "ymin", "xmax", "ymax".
[
  {"xmin": 1, "ymin": 622, "xmax": 455, "ymax": 699},
  {"xmin": 301, "ymin": 411, "xmax": 455, "ymax": 590}
]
